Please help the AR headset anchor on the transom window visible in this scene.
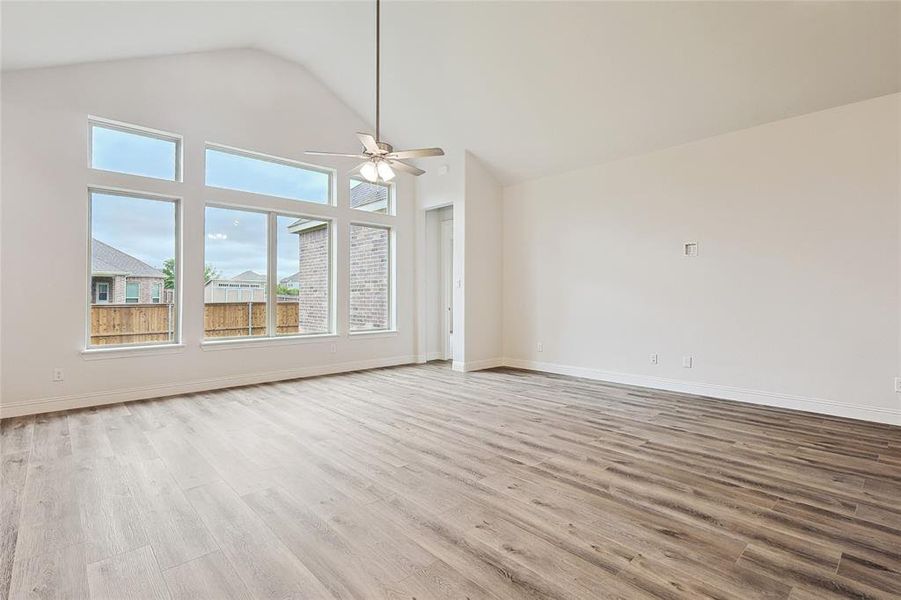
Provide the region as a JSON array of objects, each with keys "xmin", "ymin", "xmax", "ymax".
[
  {"xmin": 205, "ymin": 145, "xmax": 332, "ymax": 205},
  {"xmin": 90, "ymin": 119, "xmax": 181, "ymax": 181},
  {"xmin": 350, "ymin": 178, "xmax": 394, "ymax": 215}
]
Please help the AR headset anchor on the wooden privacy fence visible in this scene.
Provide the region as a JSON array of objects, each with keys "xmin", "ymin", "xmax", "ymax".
[
  {"xmin": 90, "ymin": 304, "xmax": 174, "ymax": 346},
  {"xmin": 89, "ymin": 302, "xmax": 302, "ymax": 345}
]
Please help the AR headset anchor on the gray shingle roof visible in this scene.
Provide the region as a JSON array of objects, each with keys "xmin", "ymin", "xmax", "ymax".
[
  {"xmin": 280, "ymin": 271, "xmax": 300, "ymax": 284},
  {"xmin": 230, "ymin": 270, "xmax": 266, "ymax": 281},
  {"xmin": 287, "ymin": 182, "xmax": 389, "ymax": 232},
  {"xmin": 91, "ymin": 239, "xmax": 164, "ymax": 278}
]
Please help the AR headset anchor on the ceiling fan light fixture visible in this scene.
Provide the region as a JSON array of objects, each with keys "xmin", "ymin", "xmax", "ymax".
[
  {"xmin": 360, "ymin": 161, "xmax": 379, "ymax": 182},
  {"xmin": 377, "ymin": 161, "xmax": 395, "ymax": 182},
  {"xmin": 304, "ymin": 0, "xmax": 443, "ymax": 177}
]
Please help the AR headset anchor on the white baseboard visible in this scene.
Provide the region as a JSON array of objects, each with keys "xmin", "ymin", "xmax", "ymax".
[
  {"xmin": 0, "ymin": 355, "xmax": 416, "ymax": 418},
  {"xmin": 4, "ymin": 354, "xmax": 896, "ymax": 426},
  {"xmin": 453, "ymin": 358, "xmax": 505, "ymax": 372},
  {"xmin": 502, "ymin": 358, "xmax": 900, "ymax": 426}
]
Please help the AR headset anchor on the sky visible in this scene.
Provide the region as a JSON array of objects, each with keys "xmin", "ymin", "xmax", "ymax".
[{"xmin": 91, "ymin": 124, "xmax": 331, "ymax": 282}]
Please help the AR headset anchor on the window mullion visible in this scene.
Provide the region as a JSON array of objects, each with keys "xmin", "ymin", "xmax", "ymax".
[{"xmin": 267, "ymin": 211, "xmax": 278, "ymax": 338}]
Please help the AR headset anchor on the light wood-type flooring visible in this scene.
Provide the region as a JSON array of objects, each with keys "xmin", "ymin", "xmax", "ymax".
[{"xmin": 1, "ymin": 363, "xmax": 900, "ymax": 599}]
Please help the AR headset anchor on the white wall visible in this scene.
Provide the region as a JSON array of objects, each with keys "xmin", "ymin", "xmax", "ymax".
[
  {"xmin": 461, "ymin": 152, "xmax": 504, "ymax": 370},
  {"xmin": 503, "ymin": 94, "xmax": 901, "ymax": 425},
  {"xmin": 0, "ymin": 49, "xmax": 417, "ymax": 416},
  {"xmin": 414, "ymin": 150, "xmax": 463, "ymax": 363}
]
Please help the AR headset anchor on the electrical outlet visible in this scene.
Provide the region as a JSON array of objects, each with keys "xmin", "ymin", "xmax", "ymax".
[
  {"xmin": 537, "ymin": 342, "xmax": 544, "ymax": 353},
  {"xmin": 895, "ymin": 377, "xmax": 901, "ymax": 393},
  {"xmin": 650, "ymin": 353, "xmax": 658, "ymax": 365},
  {"xmin": 53, "ymin": 368, "xmax": 64, "ymax": 382},
  {"xmin": 682, "ymin": 356, "xmax": 693, "ymax": 369},
  {"xmin": 330, "ymin": 343, "xmax": 337, "ymax": 354}
]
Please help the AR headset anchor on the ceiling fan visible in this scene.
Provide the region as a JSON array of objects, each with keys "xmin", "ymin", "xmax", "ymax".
[{"xmin": 306, "ymin": 0, "xmax": 444, "ymax": 183}]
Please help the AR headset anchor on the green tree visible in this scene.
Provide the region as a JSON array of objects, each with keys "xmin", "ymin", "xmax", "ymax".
[
  {"xmin": 277, "ymin": 284, "xmax": 299, "ymax": 296},
  {"xmin": 162, "ymin": 258, "xmax": 220, "ymax": 289}
]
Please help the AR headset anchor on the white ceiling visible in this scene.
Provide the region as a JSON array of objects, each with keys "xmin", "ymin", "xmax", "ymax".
[{"xmin": 3, "ymin": 1, "xmax": 899, "ymax": 185}]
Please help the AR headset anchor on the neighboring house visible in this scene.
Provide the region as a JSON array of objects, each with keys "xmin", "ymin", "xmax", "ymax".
[
  {"xmin": 279, "ymin": 272, "xmax": 300, "ymax": 290},
  {"xmin": 91, "ymin": 239, "xmax": 166, "ymax": 304},
  {"xmin": 205, "ymin": 270, "xmax": 267, "ymax": 302},
  {"xmin": 286, "ymin": 181, "xmax": 391, "ymax": 332},
  {"xmin": 349, "ymin": 179, "xmax": 390, "ymax": 213}
]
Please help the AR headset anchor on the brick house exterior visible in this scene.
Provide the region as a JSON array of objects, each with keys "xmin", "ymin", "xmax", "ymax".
[
  {"xmin": 348, "ymin": 224, "xmax": 389, "ymax": 330},
  {"xmin": 91, "ymin": 239, "xmax": 166, "ymax": 304},
  {"xmin": 282, "ymin": 224, "xmax": 330, "ymax": 333},
  {"xmin": 286, "ymin": 181, "xmax": 391, "ymax": 333}
]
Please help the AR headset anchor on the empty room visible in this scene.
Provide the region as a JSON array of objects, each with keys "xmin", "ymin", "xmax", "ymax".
[{"xmin": 1, "ymin": 1, "xmax": 899, "ymax": 599}]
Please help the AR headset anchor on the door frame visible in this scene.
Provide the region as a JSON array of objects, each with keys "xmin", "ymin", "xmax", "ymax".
[{"xmin": 440, "ymin": 219, "xmax": 454, "ymax": 360}]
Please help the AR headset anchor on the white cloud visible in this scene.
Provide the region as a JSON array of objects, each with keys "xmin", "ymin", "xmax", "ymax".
[{"xmin": 207, "ymin": 233, "xmax": 228, "ymax": 240}]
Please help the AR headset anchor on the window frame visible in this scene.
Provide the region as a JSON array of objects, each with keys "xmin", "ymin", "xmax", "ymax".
[
  {"xmin": 204, "ymin": 143, "xmax": 336, "ymax": 207},
  {"xmin": 349, "ymin": 177, "xmax": 395, "ymax": 216},
  {"xmin": 273, "ymin": 213, "xmax": 335, "ymax": 338},
  {"xmin": 202, "ymin": 204, "xmax": 336, "ymax": 342},
  {"xmin": 88, "ymin": 117, "xmax": 183, "ymax": 182},
  {"xmin": 125, "ymin": 281, "xmax": 140, "ymax": 304},
  {"xmin": 348, "ymin": 221, "xmax": 395, "ymax": 334},
  {"xmin": 202, "ymin": 204, "xmax": 271, "ymax": 341},
  {"xmin": 86, "ymin": 186, "xmax": 182, "ymax": 350},
  {"xmin": 151, "ymin": 282, "xmax": 162, "ymax": 304},
  {"xmin": 96, "ymin": 281, "xmax": 109, "ymax": 304}
]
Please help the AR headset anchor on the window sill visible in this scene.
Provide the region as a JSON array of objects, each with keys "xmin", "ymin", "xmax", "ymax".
[
  {"xmin": 200, "ymin": 333, "xmax": 339, "ymax": 351},
  {"xmin": 348, "ymin": 329, "xmax": 398, "ymax": 339},
  {"xmin": 81, "ymin": 343, "xmax": 185, "ymax": 360}
]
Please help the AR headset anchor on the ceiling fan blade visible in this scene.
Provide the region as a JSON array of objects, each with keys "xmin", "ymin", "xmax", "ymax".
[
  {"xmin": 389, "ymin": 159, "xmax": 425, "ymax": 176},
  {"xmin": 306, "ymin": 151, "xmax": 367, "ymax": 158},
  {"xmin": 385, "ymin": 147, "xmax": 445, "ymax": 160},
  {"xmin": 356, "ymin": 132, "xmax": 381, "ymax": 154}
]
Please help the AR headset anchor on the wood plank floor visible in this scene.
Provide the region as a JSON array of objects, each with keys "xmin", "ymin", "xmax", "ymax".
[{"xmin": 1, "ymin": 362, "xmax": 899, "ymax": 599}]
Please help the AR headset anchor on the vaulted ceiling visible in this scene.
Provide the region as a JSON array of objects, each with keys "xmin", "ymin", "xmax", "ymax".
[{"xmin": 3, "ymin": 1, "xmax": 898, "ymax": 184}]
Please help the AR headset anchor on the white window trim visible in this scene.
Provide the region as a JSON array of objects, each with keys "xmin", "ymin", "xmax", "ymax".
[
  {"xmin": 88, "ymin": 116, "xmax": 183, "ymax": 182},
  {"xmin": 204, "ymin": 143, "xmax": 336, "ymax": 207},
  {"xmin": 348, "ymin": 221, "xmax": 395, "ymax": 334},
  {"xmin": 86, "ymin": 186, "xmax": 182, "ymax": 350},
  {"xmin": 81, "ymin": 343, "xmax": 185, "ymax": 360},
  {"xmin": 200, "ymin": 332, "xmax": 339, "ymax": 351}
]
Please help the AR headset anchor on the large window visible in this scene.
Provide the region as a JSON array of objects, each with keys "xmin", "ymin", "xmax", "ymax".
[
  {"xmin": 205, "ymin": 146, "xmax": 331, "ymax": 205},
  {"xmin": 350, "ymin": 179, "xmax": 393, "ymax": 215},
  {"xmin": 204, "ymin": 206, "xmax": 269, "ymax": 339},
  {"xmin": 89, "ymin": 190, "xmax": 178, "ymax": 347},
  {"xmin": 90, "ymin": 120, "xmax": 180, "ymax": 181},
  {"xmin": 349, "ymin": 224, "xmax": 392, "ymax": 332},
  {"xmin": 277, "ymin": 216, "xmax": 331, "ymax": 335}
]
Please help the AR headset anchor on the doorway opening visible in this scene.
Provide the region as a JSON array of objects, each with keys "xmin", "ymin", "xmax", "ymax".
[{"xmin": 425, "ymin": 205, "xmax": 454, "ymax": 362}]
